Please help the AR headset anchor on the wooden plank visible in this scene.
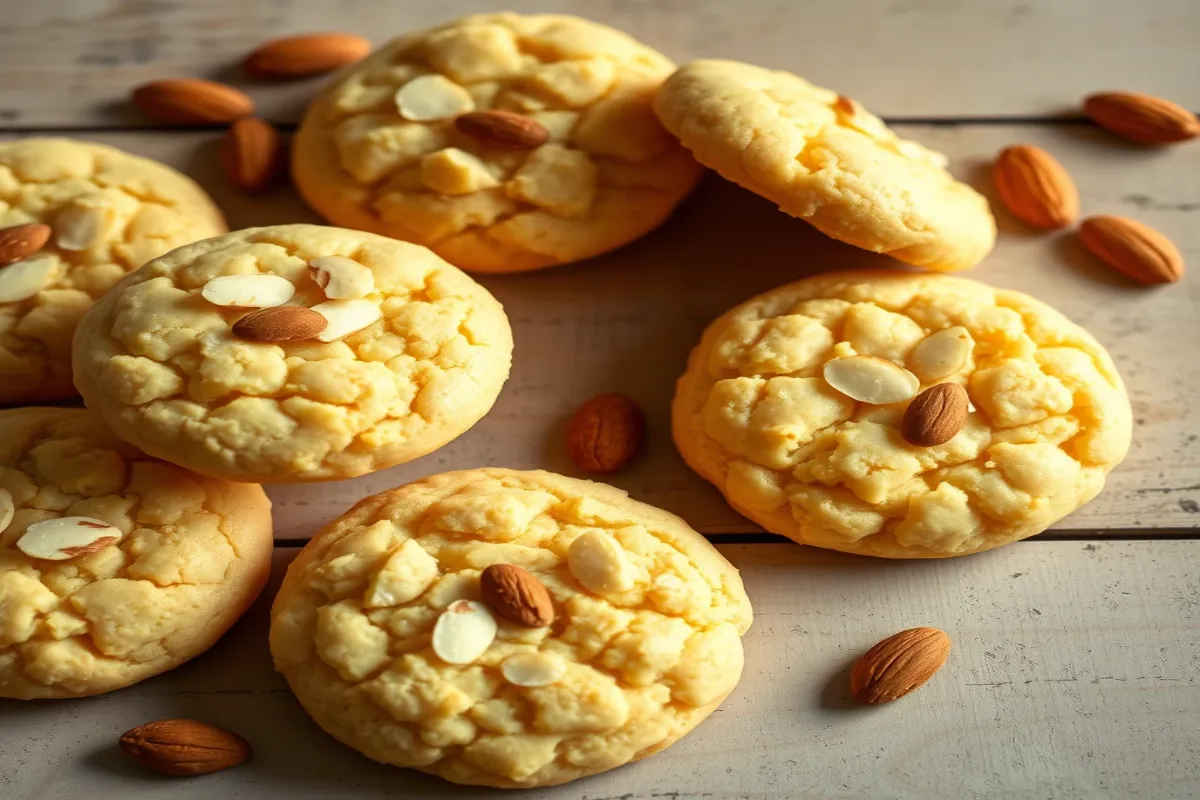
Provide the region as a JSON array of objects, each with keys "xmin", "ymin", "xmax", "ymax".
[
  {"xmin": 3, "ymin": 541, "xmax": 1199, "ymax": 798},
  {"xmin": 0, "ymin": 0, "xmax": 1198, "ymax": 128}
]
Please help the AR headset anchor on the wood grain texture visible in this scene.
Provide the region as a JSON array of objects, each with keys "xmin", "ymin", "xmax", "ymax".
[
  {"xmin": 0, "ymin": 0, "xmax": 1198, "ymax": 128},
  {"xmin": 3, "ymin": 541, "xmax": 1198, "ymax": 799}
]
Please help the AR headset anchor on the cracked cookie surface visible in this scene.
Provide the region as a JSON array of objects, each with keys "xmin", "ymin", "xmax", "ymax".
[
  {"xmin": 0, "ymin": 407, "xmax": 272, "ymax": 699},
  {"xmin": 269, "ymin": 468, "xmax": 752, "ymax": 788},
  {"xmin": 73, "ymin": 224, "xmax": 513, "ymax": 483},
  {"xmin": 673, "ymin": 271, "xmax": 1131, "ymax": 558},
  {"xmin": 0, "ymin": 139, "xmax": 227, "ymax": 403},
  {"xmin": 654, "ymin": 60, "xmax": 996, "ymax": 272},
  {"xmin": 292, "ymin": 13, "xmax": 702, "ymax": 273}
]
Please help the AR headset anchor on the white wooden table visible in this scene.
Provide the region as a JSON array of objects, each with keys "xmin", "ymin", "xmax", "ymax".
[{"xmin": 2, "ymin": 2, "xmax": 1198, "ymax": 798}]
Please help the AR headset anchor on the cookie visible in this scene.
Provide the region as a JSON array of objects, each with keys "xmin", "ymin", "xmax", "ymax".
[
  {"xmin": 0, "ymin": 138, "xmax": 227, "ymax": 404},
  {"xmin": 654, "ymin": 60, "xmax": 996, "ymax": 272},
  {"xmin": 673, "ymin": 271, "xmax": 1131, "ymax": 558},
  {"xmin": 0, "ymin": 407, "xmax": 272, "ymax": 699},
  {"xmin": 269, "ymin": 468, "xmax": 752, "ymax": 788},
  {"xmin": 73, "ymin": 224, "xmax": 513, "ymax": 483},
  {"xmin": 292, "ymin": 13, "xmax": 703, "ymax": 273}
]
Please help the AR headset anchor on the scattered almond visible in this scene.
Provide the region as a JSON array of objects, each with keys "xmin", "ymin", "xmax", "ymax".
[
  {"xmin": 243, "ymin": 33, "xmax": 371, "ymax": 78},
  {"xmin": 1078, "ymin": 215, "xmax": 1184, "ymax": 285},
  {"xmin": 823, "ymin": 356, "xmax": 920, "ymax": 405},
  {"xmin": 908, "ymin": 327, "xmax": 973, "ymax": 384},
  {"xmin": 431, "ymin": 600, "xmax": 497, "ymax": 665},
  {"xmin": 309, "ymin": 255, "xmax": 375, "ymax": 299},
  {"xmin": 232, "ymin": 306, "xmax": 327, "ymax": 342},
  {"xmin": 131, "ymin": 79, "xmax": 254, "ymax": 125},
  {"xmin": 201, "ymin": 274, "xmax": 296, "ymax": 308},
  {"xmin": 501, "ymin": 652, "xmax": 567, "ymax": 687},
  {"xmin": 0, "ymin": 488, "xmax": 13, "ymax": 534},
  {"xmin": 395, "ymin": 75, "xmax": 474, "ymax": 122},
  {"xmin": 1083, "ymin": 91, "xmax": 1200, "ymax": 145},
  {"xmin": 481, "ymin": 564, "xmax": 555, "ymax": 628},
  {"xmin": 902, "ymin": 384, "xmax": 970, "ymax": 446},
  {"xmin": 566, "ymin": 393, "xmax": 645, "ymax": 474},
  {"xmin": 992, "ymin": 144, "xmax": 1079, "ymax": 230},
  {"xmin": 455, "ymin": 110, "xmax": 550, "ymax": 150},
  {"xmin": 851, "ymin": 627, "xmax": 951, "ymax": 705},
  {"xmin": 0, "ymin": 223, "xmax": 51, "ymax": 266},
  {"xmin": 0, "ymin": 256, "xmax": 62, "ymax": 303},
  {"xmin": 16, "ymin": 517, "xmax": 122, "ymax": 561},
  {"xmin": 311, "ymin": 298, "xmax": 382, "ymax": 342},
  {"xmin": 222, "ymin": 117, "xmax": 285, "ymax": 192},
  {"xmin": 119, "ymin": 719, "xmax": 250, "ymax": 776},
  {"xmin": 567, "ymin": 531, "xmax": 635, "ymax": 595},
  {"xmin": 55, "ymin": 198, "xmax": 114, "ymax": 251}
]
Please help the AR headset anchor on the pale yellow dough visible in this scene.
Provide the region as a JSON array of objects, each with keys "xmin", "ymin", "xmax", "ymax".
[
  {"xmin": 0, "ymin": 407, "xmax": 272, "ymax": 699},
  {"xmin": 73, "ymin": 224, "xmax": 513, "ymax": 483},
  {"xmin": 270, "ymin": 468, "xmax": 753, "ymax": 788},
  {"xmin": 0, "ymin": 138, "xmax": 227, "ymax": 404},
  {"xmin": 673, "ymin": 271, "xmax": 1132, "ymax": 558},
  {"xmin": 654, "ymin": 60, "xmax": 997, "ymax": 272},
  {"xmin": 292, "ymin": 13, "xmax": 703, "ymax": 273}
]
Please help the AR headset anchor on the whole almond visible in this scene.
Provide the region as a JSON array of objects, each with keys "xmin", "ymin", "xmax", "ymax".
[
  {"xmin": 233, "ymin": 306, "xmax": 328, "ymax": 342},
  {"xmin": 992, "ymin": 145, "xmax": 1079, "ymax": 230},
  {"xmin": 1083, "ymin": 91, "xmax": 1200, "ymax": 145},
  {"xmin": 131, "ymin": 79, "xmax": 253, "ymax": 125},
  {"xmin": 566, "ymin": 393, "xmax": 645, "ymax": 474},
  {"xmin": 244, "ymin": 33, "xmax": 371, "ymax": 78},
  {"xmin": 222, "ymin": 117, "xmax": 285, "ymax": 192},
  {"xmin": 455, "ymin": 110, "xmax": 550, "ymax": 150},
  {"xmin": 120, "ymin": 719, "xmax": 250, "ymax": 776},
  {"xmin": 0, "ymin": 223, "xmax": 51, "ymax": 266},
  {"xmin": 480, "ymin": 564, "xmax": 555, "ymax": 628},
  {"xmin": 851, "ymin": 627, "xmax": 951, "ymax": 705},
  {"xmin": 902, "ymin": 383, "xmax": 970, "ymax": 447},
  {"xmin": 1078, "ymin": 215, "xmax": 1184, "ymax": 285}
]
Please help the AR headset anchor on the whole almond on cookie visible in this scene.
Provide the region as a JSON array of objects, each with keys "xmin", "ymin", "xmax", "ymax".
[
  {"xmin": 1078, "ymin": 215, "xmax": 1184, "ymax": 284},
  {"xmin": 233, "ymin": 306, "xmax": 327, "ymax": 342},
  {"xmin": 1083, "ymin": 91, "xmax": 1200, "ymax": 145},
  {"xmin": 222, "ymin": 117, "xmax": 285, "ymax": 192},
  {"xmin": 131, "ymin": 79, "xmax": 253, "ymax": 125},
  {"xmin": 481, "ymin": 564, "xmax": 555, "ymax": 628},
  {"xmin": 992, "ymin": 145, "xmax": 1079, "ymax": 230},
  {"xmin": 903, "ymin": 384, "xmax": 969, "ymax": 446},
  {"xmin": 244, "ymin": 33, "xmax": 371, "ymax": 78},
  {"xmin": 455, "ymin": 110, "xmax": 550, "ymax": 150},
  {"xmin": 0, "ymin": 223, "xmax": 51, "ymax": 266},
  {"xmin": 851, "ymin": 627, "xmax": 951, "ymax": 705},
  {"xmin": 566, "ymin": 393, "xmax": 645, "ymax": 474},
  {"xmin": 120, "ymin": 719, "xmax": 250, "ymax": 776}
]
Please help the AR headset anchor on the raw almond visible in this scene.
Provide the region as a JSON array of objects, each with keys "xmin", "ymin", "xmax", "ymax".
[
  {"xmin": 311, "ymin": 298, "xmax": 382, "ymax": 342},
  {"xmin": 16, "ymin": 516, "xmax": 122, "ymax": 561},
  {"xmin": 566, "ymin": 393, "xmax": 645, "ymax": 474},
  {"xmin": 222, "ymin": 117, "xmax": 285, "ymax": 192},
  {"xmin": 823, "ymin": 355, "xmax": 920, "ymax": 405},
  {"xmin": 131, "ymin": 79, "xmax": 254, "ymax": 125},
  {"xmin": 395, "ymin": 75, "xmax": 474, "ymax": 122},
  {"xmin": 908, "ymin": 326, "xmax": 973, "ymax": 383},
  {"xmin": 0, "ymin": 488, "xmax": 13, "ymax": 534},
  {"xmin": 851, "ymin": 627, "xmax": 951, "ymax": 704},
  {"xmin": 455, "ymin": 110, "xmax": 550, "ymax": 150},
  {"xmin": 309, "ymin": 255, "xmax": 375, "ymax": 300},
  {"xmin": 243, "ymin": 33, "xmax": 371, "ymax": 78},
  {"xmin": 902, "ymin": 384, "xmax": 970, "ymax": 446},
  {"xmin": 567, "ymin": 531, "xmax": 635, "ymax": 595},
  {"xmin": 0, "ymin": 256, "xmax": 62, "ymax": 303},
  {"xmin": 431, "ymin": 600, "xmax": 497, "ymax": 665},
  {"xmin": 120, "ymin": 718, "xmax": 250, "ymax": 776},
  {"xmin": 0, "ymin": 223, "xmax": 51, "ymax": 266},
  {"xmin": 232, "ymin": 306, "xmax": 327, "ymax": 342},
  {"xmin": 1078, "ymin": 215, "xmax": 1184, "ymax": 285},
  {"xmin": 201, "ymin": 274, "xmax": 295, "ymax": 308},
  {"xmin": 501, "ymin": 652, "xmax": 567, "ymax": 687},
  {"xmin": 480, "ymin": 564, "xmax": 554, "ymax": 628},
  {"xmin": 1083, "ymin": 91, "xmax": 1200, "ymax": 145},
  {"xmin": 992, "ymin": 144, "xmax": 1079, "ymax": 230}
]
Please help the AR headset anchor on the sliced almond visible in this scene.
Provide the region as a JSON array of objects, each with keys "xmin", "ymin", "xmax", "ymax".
[
  {"xmin": 908, "ymin": 327, "xmax": 974, "ymax": 383},
  {"xmin": 312, "ymin": 299, "xmax": 383, "ymax": 342},
  {"xmin": 16, "ymin": 516, "xmax": 122, "ymax": 561},
  {"xmin": 395, "ymin": 75, "xmax": 475, "ymax": 122},
  {"xmin": 309, "ymin": 256, "xmax": 375, "ymax": 300},
  {"xmin": 232, "ymin": 306, "xmax": 327, "ymax": 342},
  {"xmin": 0, "ymin": 488, "xmax": 13, "ymax": 534},
  {"xmin": 56, "ymin": 198, "xmax": 115, "ymax": 251},
  {"xmin": 823, "ymin": 355, "xmax": 921, "ymax": 405},
  {"xmin": 201, "ymin": 274, "xmax": 296, "ymax": 308},
  {"xmin": 0, "ymin": 256, "xmax": 62, "ymax": 303},
  {"xmin": 567, "ymin": 531, "xmax": 635, "ymax": 595},
  {"xmin": 431, "ymin": 599, "xmax": 497, "ymax": 665},
  {"xmin": 501, "ymin": 652, "xmax": 567, "ymax": 687}
]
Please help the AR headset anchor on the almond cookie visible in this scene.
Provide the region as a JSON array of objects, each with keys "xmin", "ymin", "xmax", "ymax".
[
  {"xmin": 0, "ymin": 407, "xmax": 272, "ymax": 699},
  {"xmin": 73, "ymin": 224, "xmax": 513, "ymax": 482},
  {"xmin": 673, "ymin": 271, "xmax": 1131, "ymax": 558},
  {"xmin": 270, "ymin": 468, "xmax": 752, "ymax": 788},
  {"xmin": 292, "ymin": 13, "xmax": 703, "ymax": 273},
  {"xmin": 0, "ymin": 138, "xmax": 227, "ymax": 404},
  {"xmin": 654, "ymin": 60, "xmax": 996, "ymax": 272}
]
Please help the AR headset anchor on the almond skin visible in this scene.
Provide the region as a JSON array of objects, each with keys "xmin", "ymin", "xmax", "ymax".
[
  {"xmin": 0, "ymin": 223, "xmax": 52, "ymax": 267},
  {"xmin": 1078, "ymin": 215, "xmax": 1184, "ymax": 285},
  {"xmin": 1083, "ymin": 91, "xmax": 1200, "ymax": 145},
  {"xmin": 851, "ymin": 627, "xmax": 951, "ymax": 705},
  {"xmin": 480, "ymin": 564, "xmax": 555, "ymax": 628},
  {"xmin": 455, "ymin": 110, "xmax": 551, "ymax": 150},
  {"xmin": 244, "ymin": 33, "xmax": 371, "ymax": 78},
  {"xmin": 233, "ymin": 306, "xmax": 327, "ymax": 342},
  {"xmin": 131, "ymin": 79, "xmax": 254, "ymax": 125},
  {"xmin": 566, "ymin": 393, "xmax": 645, "ymax": 474},
  {"xmin": 902, "ymin": 384, "xmax": 970, "ymax": 447},
  {"xmin": 992, "ymin": 145, "xmax": 1079, "ymax": 230},
  {"xmin": 119, "ymin": 719, "xmax": 250, "ymax": 776},
  {"xmin": 222, "ymin": 117, "xmax": 285, "ymax": 192}
]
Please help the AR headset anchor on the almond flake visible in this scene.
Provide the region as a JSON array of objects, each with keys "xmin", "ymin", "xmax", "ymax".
[
  {"xmin": 308, "ymin": 256, "xmax": 375, "ymax": 300},
  {"xmin": 431, "ymin": 599, "xmax": 497, "ymax": 665},
  {"xmin": 501, "ymin": 652, "xmax": 566, "ymax": 687},
  {"xmin": 823, "ymin": 355, "xmax": 920, "ymax": 405},
  {"xmin": 567, "ymin": 531, "xmax": 635, "ymax": 595},
  {"xmin": 908, "ymin": 327, "xmax": 974, "ymax": 383},
  {"xmin": 0, "ymin": 256, "xmax": 63, "ymax": 302},
  {"xmin": 395, "ymin": 75, "xmax": 474, "ymax": 122},
  {"xmin": 201, "ymin": 274, "xmax": 296, "ymax": 308},
  {"xmin": 312, "ymin": 299, "xmax": 383, "ymax": 342},
  {"xmin": 55, "ymin": 199, "xmax": 115, "ymax": 251},
  {"xmin": 16, "ymin": 516, "xmax": 123, "ymax": 561},
  {"xmin": 0, "ymin": 488, "xmax": 13, "ymax": 534}
]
